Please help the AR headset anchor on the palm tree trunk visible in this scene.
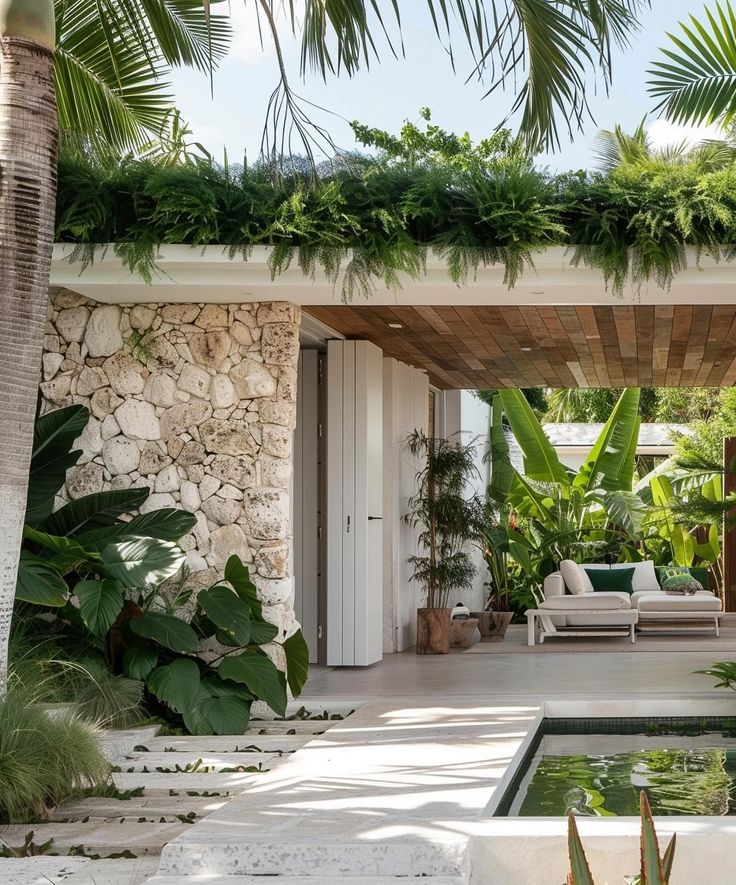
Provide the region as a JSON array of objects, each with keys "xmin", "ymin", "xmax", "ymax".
[{"xmin": 0, "ymin": 34, "xmax": 58, "ymax": 695}]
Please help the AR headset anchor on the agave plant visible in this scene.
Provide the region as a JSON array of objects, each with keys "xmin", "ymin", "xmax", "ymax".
[{"xmin": 567, "ymin": 791, "xmax": 676, "ymax": 884}]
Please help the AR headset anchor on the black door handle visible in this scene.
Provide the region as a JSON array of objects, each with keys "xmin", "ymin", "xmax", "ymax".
[{"xmin": 368, "ymin": 516, "xmax": 383, "ymax": 520}]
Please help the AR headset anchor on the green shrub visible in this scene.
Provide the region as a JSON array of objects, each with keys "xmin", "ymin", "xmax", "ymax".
[{"xmin": 0, "ymin": 693, "xmax": 109, "ymax": 823}]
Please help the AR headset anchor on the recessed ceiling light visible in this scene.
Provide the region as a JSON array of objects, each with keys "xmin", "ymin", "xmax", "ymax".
[
  {"xmin": 521, "ymin": 346, "xmax": 532, "ymax": 352},
  {"xmin": 388, "ymin": 322, "xmax": 403, "ymax": 329}
]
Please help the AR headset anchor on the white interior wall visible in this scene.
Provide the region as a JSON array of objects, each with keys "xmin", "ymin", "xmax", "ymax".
[
  {"xmin": 382, "ymin": 358, "xmax": 429, "ymax": 653},
  {"xmin": 441, "ymin": 390, "xmax": 491, "ymax": 614}
]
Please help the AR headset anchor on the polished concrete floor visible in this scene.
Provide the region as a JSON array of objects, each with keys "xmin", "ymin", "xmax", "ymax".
[{"xmin": 302, "ymin": 634, "xmax": 736, "ymax": 704}]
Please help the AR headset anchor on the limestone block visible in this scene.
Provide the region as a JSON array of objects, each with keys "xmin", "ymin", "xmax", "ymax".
[
  {"xmin": 40, "ymin": 375, "xmax": 71, "ymax": 405},
  {"xmin": 244, "ymin": 489, "xmax": 288, "ymax": 540},
  {"xmin": 258, "ymin": 400, "xmax": 296, "ymax": 428},
  {"xmin": 102, "ymin": 352, "xmax": 145, "ymax": 395},
  {"xmin": 161, "ymin": 304, "xmax": 200, "ymax": 325},
  {"xmin": 230, "ymin": 321, "xmax": 252, "ymax": 346},
  {"xmin": 195, "ymin": 304, "xmax": 228, "ymax": 329},
  {"xmin": 144, "ymin": 372, "xmax": 177, "ymax": 407},
  {"xmin": 160, "ymin": 400, "xmax": 212, "ymax": 440},
  {"xmin": 176, "ymin": 440, "xmax": 206, "ymax": 466},
  {"xmin": 178, "ymin": 363, "xmax": 211, "ymax": 398},
  {"xmin": 66, "ymin": 462, "xmax": 105, "ymax": 499},
  {"xmin": 139, "ymin": 441, "xmax": 172, "ymax": 475},
  {"xmin": 201, "ymin": 496, "xmax": 242, "ymax": 525},
  {"xmin": 209, "ymin": 524, "xmax": 250, "ymax": 568},
  {"xmin": 276, "ymin": 366, "xmax": 298, "ymax": 403},
  {"xmin": 84, "ymin": 305, "xmax": 123, "ymax": 356},
  {"xmin": 217, "ymin": 483, "xmax": 242, "ymax": 500},
  {"xmin": 64, "ymin": 342, "xmax": 84, "ymax": 364},
  {"xmin": 189, "ymin": 331, "xmax": 230, "ymax": 369},
  {"xmin": 101, "ymin": 414, "xmax": 120, "ymax": 440},
  {"xmin": 140, "ymin": 492, "xmax": 176, "ymax": 514},
  {"xmin": 253, "ymin": 574, "xmax": 294, "ymax": 607},
  {"xmin": 193, "ymin": 510, "xmax": 211, "ymax": 553},
  {"xmin": 77, "ymin": 366, "xmax": 109, "ymax": 397},
  {"xmin": 129, "ymin": 305, "xmax": 156, "ymax": 330},
  {"xmin": 185, "ymin": 551, "xmax": 208, "ymax": 573},
  {"xmin": 255, "ymin": 544, "xmax": 289, "ymax": 579},
  {"xmin": 210, "ymin": 375, "xmax": 236, "ymax": 409},
  {"xmin": 75, "ymin": 416, "xmax": 103, "ymax": 462},
  {"xmin": 180, "ymin": 480, "xmax": 201, "ymax": 512},
  {"xmin": 56, "ymin": 306, "xmax": 90, "ymax": 343},
  {"xmin": 90, "ymin": 388, "xmax": 123, "ymax": 419},
  {"xmin": 102, "ymin": 437, "xmax": 141, "ymax": 475},
  {"xmin": 43, "ymin": 352, "xmax": 64, "ymax": 380},
  {"xmin": 52, "ymin": 289, "xmax": 88, "ymax": 309},
  {"xmin": 261, "ymin": 322, "xmax": 300, "ymax": 366},
  {"xmin": 147, "ymin": 337, "xmax": 179, "ymax": 370},
  {"xmin": 230, "ymin": 359, "xmax": 277, "ymax": 399},
  {"xmin": 199, "ymin": 474, "xmax": 221, "ymax": 500},
  {"xmin": 261, "ymin": 424, "xmax": 292, "ymax": 459},
  {"xmin": 256, "ymin": 303, "xmax": 294, "ymax": 324},
  {"xmin": 260, "ymin": 455, "xmax": 291, "ymax": 489},
  {"xmin": 209, "ymin": 454, "xmax": 255, "ymax": 488},
  {"xmin": 110, "ymin": 474, "xmax": 132, "ymax": 490},
  {"xmin": 115, "ymin": 400, "xmax": 160, "ymax": 440},
  {"xmin": 200, "ymin": 418, "xmax": 256, "ymax": 456},
  {"xmin": 154, "ymin": 464, "xmax": 180, "ymax": 493}
]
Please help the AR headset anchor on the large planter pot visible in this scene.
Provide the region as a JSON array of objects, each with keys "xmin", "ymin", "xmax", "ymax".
[
  {"xmin": 416, "ymin": 607, "xmax": 452, "ymax": 655},
  {"xmin": 472, "ymin": 611, "xmax": 513, "ymax": 641}
]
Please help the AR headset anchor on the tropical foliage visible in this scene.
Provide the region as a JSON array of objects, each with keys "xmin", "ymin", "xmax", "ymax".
[
  {"xmin": 483, "ymin": 388, "xmax": 726, "ymax": 610},
  {"xmin": 55, "ymin": 108, "xmax": 736, "ymax": 300},
  {"xmin": 14, "ymin": 404, "xmax": 309, "ymax": 734}
]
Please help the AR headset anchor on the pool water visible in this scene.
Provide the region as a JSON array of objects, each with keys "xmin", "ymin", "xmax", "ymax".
[{"xmin": 507, "ymin": 733, "xmax": 736, "ymax": 817}]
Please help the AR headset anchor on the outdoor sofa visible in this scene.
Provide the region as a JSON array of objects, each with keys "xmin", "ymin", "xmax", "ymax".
[{"xmin": 526, "ymin": 560, "xmax": 723, "ymax": 646}]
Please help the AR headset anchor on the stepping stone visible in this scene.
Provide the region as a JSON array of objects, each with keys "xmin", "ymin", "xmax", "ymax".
[
  {"xmin": 99, "ymin": 727, "xmax": 161, "ymax": 763},
  {"xmin": 56, "ymin": 856, "xmax": 160, "ymax": 884},
  {"xmin": 118, "ymin": 751, "xmax": 281, "ymax": 773},
  {"xmin": 0, "ymin": 857, "xmax": 90, "ymax": 884},
  {"xmin": 138, "ymin": 735, "xmax": 309, "ymax": 753},
  {"xmin": 244, "ymin": 720, "xmax": 332, "ymax": 734},
  {"xmin": 112, "ymin": 771, "xmax": 261, "ymax": 794},
  {"xmin": 52, "ymin": 795, "xmax": 227, "ymax": 823},
  {"xmin": 147, "ymin": 877, "xmax": 465, "ymax": 884},
  {"xmin": 0, "ymin": 821, "xmax": 188, "ymax": 858}
]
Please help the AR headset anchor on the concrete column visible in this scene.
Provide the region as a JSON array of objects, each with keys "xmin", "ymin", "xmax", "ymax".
[{"xmin": 41, "ymin": 291, "xmax": 301, "ymax": 639}]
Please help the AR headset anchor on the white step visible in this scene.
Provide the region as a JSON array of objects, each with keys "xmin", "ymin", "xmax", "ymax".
[
  {"xmin": 147, "ymin": 877, "xmax": 464, "ymax": 884},
  {"xmin": 0, "ymin": 857, "xmax": 90, "ymax": 885},
  {"xmin": 0, "ymin": 821, "xmax": 187, "ymax": 858},
  {"xmin": 244, "ymin": 720, "xmax": 334, "ymax": 734},
  {"xmin": 118, "ymin": 751, "xmax": 280, "ymax": 773},
  {"xmin": 52, "ymin": 793, "xmax": 227, "ymax": 823},
  {"xmin": 58, "ymin": 857, "xmax": 160, "ymax": 884},
  {"xmin": 112, "ymin": 771, "xmax": 261, "ymax": 794},
  {"xmin": 100, "ymin": 727, "xmax": 161, "ymax": 764},
  {"xmin": 137, "ymin": 735, "xmax": 310, "ymax": 753}
]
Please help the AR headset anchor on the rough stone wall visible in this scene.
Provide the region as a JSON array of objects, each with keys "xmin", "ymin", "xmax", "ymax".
[{"xmin": 42, "ymin": 290, "xmax": 301, "ymax": 638}]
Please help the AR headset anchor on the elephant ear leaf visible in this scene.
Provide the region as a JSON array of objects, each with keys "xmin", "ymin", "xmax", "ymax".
[
  {"xmin": 25, "ymin": 404, "xmax": 88, "ymax": 525},
  {"xmin": 16, "ymin": 551, "xmax": 68, "ymax": 606},
  {"xmin": 100, "ymin": 537, "xmax": 185, "ymax": 588},
  {"xmin": 224, "ymin": 555, "xmax": 262, "ymax": 617},
  {"xmin": 218, "ymin": 651, "xmax": 287, "ymax": 717},
  {"xmin": 283, "ymin": 629, "xmax": 309, "ymax": 697},
  {"xmin": 129, "ymin": 612, "xmax": 199, "ymax": 653},
  {"xmin": 76, "ymin": 578, "xmax": 124, "ymax": 635}
]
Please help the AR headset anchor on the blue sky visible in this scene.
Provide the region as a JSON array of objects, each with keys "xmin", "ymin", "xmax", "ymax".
[{"xmin": 171, "ymin": 1, "xmax": 716, "ymax": 172}]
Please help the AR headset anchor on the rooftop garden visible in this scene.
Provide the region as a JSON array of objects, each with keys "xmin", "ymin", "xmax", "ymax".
[{"xmin": 56, "ymin": 113, "xmax": 736, "ymax": 300}]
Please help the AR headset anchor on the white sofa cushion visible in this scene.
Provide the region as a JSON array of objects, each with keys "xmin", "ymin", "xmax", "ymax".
[
  {"xmin": 559, "ymin": 559, "xmax": 593, "ymax": 595},
  {"xmin": 539, "ymin": 592, "xmax": 631, "ymax": 611},
  {"xmin": 582, "ymin": 560, "xmax": 659, "ymax": 593},
  {"xmin": 636, "ymin": 592, "xmax": 722, "ymax": 612}
]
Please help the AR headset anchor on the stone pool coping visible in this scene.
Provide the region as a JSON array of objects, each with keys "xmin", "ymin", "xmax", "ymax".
[{"xmin": 149, "ymin": 697, "xmax": 736, "ymax": 884}]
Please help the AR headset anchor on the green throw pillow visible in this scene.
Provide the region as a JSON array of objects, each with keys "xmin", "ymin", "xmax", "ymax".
[
  {"xmin": 661, "ymin": 572, "xmax": 701, "ymax": 594},
  {"xmin": 656, "ymin": 565, "xmax": 708, "ymax": 592},
  {"xmin": 583, "ymin": 567, "xmax": 635, "ymax": 594}
]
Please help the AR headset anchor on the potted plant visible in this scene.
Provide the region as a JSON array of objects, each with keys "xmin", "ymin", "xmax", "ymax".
[{"xmin": 405, "ymin": 430, "xmax": 478, "ymax": 655}]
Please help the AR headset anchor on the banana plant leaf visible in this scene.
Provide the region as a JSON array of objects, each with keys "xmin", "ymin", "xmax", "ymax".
[
  {"xmin": 602, "ymin": 490, "xmax": 649, "ymax": 537},
  {"xmin": 40, "ymin": 488, "xmax": 150, "ymax": 536},
  {"xmin": 497, "ymin": 389, "xmax": 569, "ymax": 485},
  {"xmin": 488, "ymin": 394, "xmax": 515, "ymax": 505},
  {"xmin": 650, "ymin": 475, "xmax": 695, "ymax": 566},
  {"xmin": 574, "ymin": 388, "xmax": 641, "ymax": 494}
]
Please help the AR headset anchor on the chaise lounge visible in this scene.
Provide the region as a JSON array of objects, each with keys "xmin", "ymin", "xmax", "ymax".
[{"xmin": 526, "ymin": 559, "xmax": 723, "ymax": 646}]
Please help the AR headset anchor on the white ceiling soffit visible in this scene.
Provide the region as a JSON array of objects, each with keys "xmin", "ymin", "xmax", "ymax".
[{"xmin": 50, "ymin": 244, "xmax": 736, "ymax": 307}]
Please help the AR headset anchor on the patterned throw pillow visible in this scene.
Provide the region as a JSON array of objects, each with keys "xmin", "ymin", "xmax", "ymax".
[{"xmin": 660, "ymin": 568, "xmax": 702, "ymax": 595}]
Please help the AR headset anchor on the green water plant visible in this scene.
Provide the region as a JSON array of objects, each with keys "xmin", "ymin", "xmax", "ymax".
[{"xmin": 567, "ymin": 791, "xmax": 676, "ymax": 884}]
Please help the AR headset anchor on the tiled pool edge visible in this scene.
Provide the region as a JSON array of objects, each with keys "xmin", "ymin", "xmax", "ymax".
[{"xmin": 146, "ymin": 698, "xmax": 736, "ymax": 884}]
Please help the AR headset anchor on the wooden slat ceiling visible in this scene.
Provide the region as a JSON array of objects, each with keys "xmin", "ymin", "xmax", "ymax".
[{"xmin": 304, "ymin": 304, "xmax": 736, "ymax": 389}]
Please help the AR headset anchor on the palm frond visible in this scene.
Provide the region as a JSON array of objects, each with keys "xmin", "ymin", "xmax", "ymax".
[{"xmin": 648, "ymin": 1, "xmax": 736, "ymax": 126}]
